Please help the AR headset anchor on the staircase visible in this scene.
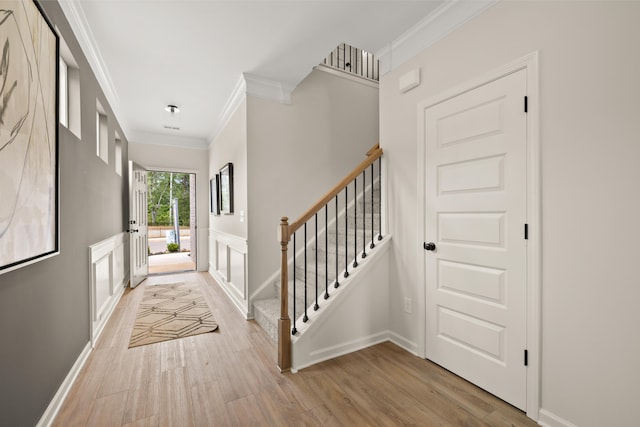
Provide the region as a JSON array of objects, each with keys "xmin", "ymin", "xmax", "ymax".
[
  {"xmin": 251, "ymin": 145, "xmax": 384, "ymax": 372},
  {"xmin": 253, "ymin": 181, "xmax": 381, "ymax": 343}
]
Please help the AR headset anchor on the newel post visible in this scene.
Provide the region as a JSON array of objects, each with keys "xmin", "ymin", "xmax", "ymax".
[{"xmin": 277, "ymin": 217, "xmax": 292, "ymax": 372}]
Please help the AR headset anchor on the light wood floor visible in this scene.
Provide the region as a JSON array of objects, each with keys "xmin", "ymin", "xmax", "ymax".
[{"xmin": 53, "ymin": 272, "xmax": 538, "ymax": 427}]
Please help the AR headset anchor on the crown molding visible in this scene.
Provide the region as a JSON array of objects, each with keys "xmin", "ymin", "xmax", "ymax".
[
  {"xmin": 207, "ymin": 75, "xmax": 247, "ymax": 146},
  {"xmin": 207, "ymin": 73, "xmax": 296, "ymax": 146},
  {"xmin": 376, "ymin": 0, "xmax": 498, "ymax": 76},
  {"xmin": 58, "ymin": 0, "xmax": 130, "ymax": 139},
  {"xmin": 243, "ymin": 73, "xmax": 295, "ymax": 105}
]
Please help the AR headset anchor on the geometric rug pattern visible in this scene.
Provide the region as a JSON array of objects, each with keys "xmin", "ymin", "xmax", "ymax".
[{"xmin": 129, "ymin": 282, "xmax": 218, "ymax": 348}]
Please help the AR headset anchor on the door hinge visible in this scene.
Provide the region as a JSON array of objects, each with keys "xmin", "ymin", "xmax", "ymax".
[
  {"xmin": 524, "ymin": 96, "xmax": 528, "ymax": 113},
  {"xmin": 524, "ymin": 224, "xmax": 529, "ymax": 240},
  {"xmin": 524, "ymin": 349, "xmax": 529, "ymax": 366}
]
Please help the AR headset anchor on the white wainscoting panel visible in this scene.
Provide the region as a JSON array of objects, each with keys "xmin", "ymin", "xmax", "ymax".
[
  {"xmin": 229, "ymin": 249, "xmax": 246, "ymax": 297},
  {"xmin": 209, "ymin": 230, "xmax": 249, "ymax": 317},
  {"xmin": 89, "ymin": 232, "xmax": 128, "ymax": 347},
  {"xmin": 216, "ymin": 241, "xmax": 227, "ymax": 282}
]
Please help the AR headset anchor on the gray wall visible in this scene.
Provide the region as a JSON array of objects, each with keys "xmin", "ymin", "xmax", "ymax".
[{"xmin": 0, "ymin": 2, "xmax": 129, "ymax": 425}]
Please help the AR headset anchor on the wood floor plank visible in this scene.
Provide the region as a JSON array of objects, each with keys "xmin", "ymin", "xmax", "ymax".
[
  {"xmin": 302, "ymin": 370, "xmax": 378, "ymax": 426},
  {"xmin": 159, "ymin": 339, "xmax": 187, "ymax": 373},
  {"xmin": 216, "ymin": 354, "xmax": 256, "ymax": 403},
  {"xmin": 353, "ymin": 349, "xmax": 492, "ymax": 426},
  {"xmin": 190, "ymin": 380, "xmax": 230, "ymax": 427},
  {"xmin": 374, "ymin": 342, "xmax": 499, "ymax": 417},
  {"xmin": 137, "ymin": 345, "xmax": 162, "ymax": 385},
  {"xmin": 365, "ymin": 342, "xmax": 501, "ymax": 421},
  {"xmin": 296, "ymin": 404, "xmax": 344, "ymax": 427},
  {"xmin": 98, "ymin": 347, "xmax": 143, "ymax": 398},
  {"xmin": 226, "ymin": 395, "xmax": 265, "ymax": 426},
  {"xmin": 184, "ymin": 335, "xmax": 218, "ymax": 386},
  {"xmin": 122, "ymin": 415, "xmax": 158, "ymax": 427},
  {"xmin": 483, "ymin": 402, "xmax": 538, "ymax": 427},
  {"xmin": 158, "ymin": 367, "xmax": 194, "ymax": 427},
  {"xmin": 333, "ymin": 353, "xmax": 452, "ymax": 427},
  {"xmin": 253, "ymin": 382, "xmax": 307, "ymax": 426},
  {"xmin": 279, "ymin": 371, "xmax": 326, "ymax": 412},
  {"xmin": 85, "ymin": 390, "xmax": 128, "ymax": 427},
  {"xmin": 52, "ymin": 272, "xmax": 538, "ymax": 427},
  {"xmin": 121, "ymin": 373, "xmax": 161, "ymax": 424},
  {"xmin": 52, "ymin": 347, "xmax": 112, "ymax": 427}
]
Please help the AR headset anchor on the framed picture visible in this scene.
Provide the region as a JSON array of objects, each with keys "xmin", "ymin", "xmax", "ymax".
[
  {"xmin": 0, "ymin": 0, "xmax": 59, "ymax": 275},
  {"xmin": 210, "ymin": 175, "xmax": 220, "ymax": 215},
  {"xmin": 219, "ymin": 163, "xmax": 234, "ymax": 215}
]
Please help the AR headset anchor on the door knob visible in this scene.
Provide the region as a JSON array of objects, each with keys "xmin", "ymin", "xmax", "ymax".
[{"xmin": 423, "ymin": 242, "xmax": 436, "ymax": 251}]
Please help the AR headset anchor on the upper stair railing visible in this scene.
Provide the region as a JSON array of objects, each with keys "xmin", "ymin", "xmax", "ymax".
[
  {"xmin": 277, "ymin": 144, "xmax": 383, "ymax": 372},
  {"xmin": 322, "ymin": 42, "xmax": 379, "ymax": 82}
]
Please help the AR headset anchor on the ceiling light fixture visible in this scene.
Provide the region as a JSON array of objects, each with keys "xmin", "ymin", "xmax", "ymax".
[{"xmin": 165, "ymin": 104, "xmax": 180, "ymax": 114}]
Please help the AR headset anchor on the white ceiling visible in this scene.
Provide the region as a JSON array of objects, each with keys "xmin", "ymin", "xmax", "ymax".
[{"xmin": 61, "ymin": 1, "xmax": 447, "ymax": 146}]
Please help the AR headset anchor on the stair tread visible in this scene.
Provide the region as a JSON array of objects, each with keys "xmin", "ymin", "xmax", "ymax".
[{"xmin": 252, "ymin": 174, "xmax": 383, "ymax": 343}]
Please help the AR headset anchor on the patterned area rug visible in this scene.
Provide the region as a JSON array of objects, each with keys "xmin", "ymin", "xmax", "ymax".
[{"xmin": 129, "ymin": 282, "xmax": 218, "ymax": 348}]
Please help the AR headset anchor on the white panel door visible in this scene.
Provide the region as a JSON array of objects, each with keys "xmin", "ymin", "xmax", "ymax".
[
  {"xmin": 129, "ymin": 161, "xmax": 148, "ymax": 288},
  {"xmin": 423, "ymin": 69, "xmax": 528, "ymax": 409}
]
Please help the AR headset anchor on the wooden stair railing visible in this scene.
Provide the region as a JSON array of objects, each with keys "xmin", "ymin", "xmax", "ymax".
[{"xmin": 278, "ymin": 144, "xmax": 383, "ymax": 372}]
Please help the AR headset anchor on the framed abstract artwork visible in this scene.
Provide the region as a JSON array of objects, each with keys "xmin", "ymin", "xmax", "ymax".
[
  {"xmin": 0, "ymin": 0, "xmax": 59, "ymax": 274},
  {"xmin": 219, "ymin": 163, "xmax": 234, "ymax": 215},
  {"xmin": 210, "ymin": 175, "xmax": 220, "ymax": 215}
]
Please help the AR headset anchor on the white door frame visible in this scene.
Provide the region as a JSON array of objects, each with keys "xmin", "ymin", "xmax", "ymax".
[{"xmin": 416, "ymin": 52, "xmax": 540, "ymax": 420}]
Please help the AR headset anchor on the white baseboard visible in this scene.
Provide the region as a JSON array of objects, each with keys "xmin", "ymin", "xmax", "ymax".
[
  {"xmin": 36, "ymin": 342, "xmax": 92, "ymax": 427},
  {"xmin": 295, "ymin": 331, "xmax": 390, "ymax": 372},
  {"xmin": 294, "ymin": 330, "xmax": 417, "ymax": 373},
  {"xmin": 388, "ymin": 331, "xmax": 418, "ymax": 356},
  {"xmin": 538, "ymin": 409, "xmax": 578, "ymax": 427},
  {"xmin": 38, "ymin": 232, "xmax": 128, "ymax": 426}
]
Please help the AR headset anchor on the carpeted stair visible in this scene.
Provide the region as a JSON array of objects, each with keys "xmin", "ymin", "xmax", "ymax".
[{"xmin": 253, "ymin": 183, "xmax": 381, "ymax": 342}]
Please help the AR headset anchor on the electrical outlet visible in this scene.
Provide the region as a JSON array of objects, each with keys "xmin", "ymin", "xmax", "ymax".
[{"xmin": 404, "ymin": 297, "xmax": 412, "ymax": 314}]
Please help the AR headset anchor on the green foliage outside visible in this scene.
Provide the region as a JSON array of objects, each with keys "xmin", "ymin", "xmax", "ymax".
[
  {"xmin": 147, "ymin": 172, "xmax": 191, "ymax": 226},
  {"xmin": 167, "ymin": 243, "xmax": 180, "ymax": 252}
]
